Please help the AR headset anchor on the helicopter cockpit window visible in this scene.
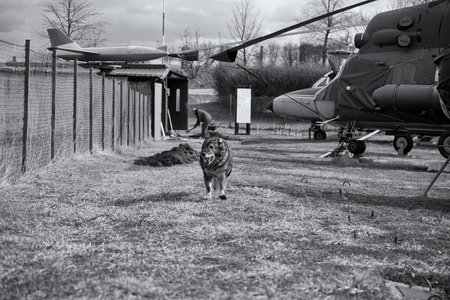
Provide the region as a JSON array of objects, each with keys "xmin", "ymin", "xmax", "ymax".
[{"xmin": 311, "ymin": 71, "xmax": 333, "ymax": 88}]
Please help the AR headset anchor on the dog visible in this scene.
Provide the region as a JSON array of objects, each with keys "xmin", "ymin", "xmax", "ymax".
[{"xmin": 199, "ymin": 137, "xmax": 233, "ymax": 199}]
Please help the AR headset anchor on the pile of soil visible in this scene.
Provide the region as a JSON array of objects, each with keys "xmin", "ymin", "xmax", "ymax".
[{"xmin": 134, "ymin": 143, "xmax": 199, "ymax": 167}]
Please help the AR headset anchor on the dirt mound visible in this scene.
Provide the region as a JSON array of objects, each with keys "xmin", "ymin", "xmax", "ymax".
[{"xmin": 134, "ymin": 143, "xmax": 199, "ymax": 167}]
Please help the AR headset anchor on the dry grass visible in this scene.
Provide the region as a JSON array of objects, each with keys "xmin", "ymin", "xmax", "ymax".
[{"xmin": 1, "ymin": 118, "xmax": 450, "ymax": 299}]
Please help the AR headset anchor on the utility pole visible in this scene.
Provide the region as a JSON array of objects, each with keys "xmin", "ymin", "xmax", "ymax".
[{"xmin": 162, "ymin": 0, "xmax": 166, "ymax": 64}]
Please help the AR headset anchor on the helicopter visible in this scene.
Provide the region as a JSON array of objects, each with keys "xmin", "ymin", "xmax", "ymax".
[{"xmin": 211, "ymin": 0, "xmax": 450, "ymax": 158}]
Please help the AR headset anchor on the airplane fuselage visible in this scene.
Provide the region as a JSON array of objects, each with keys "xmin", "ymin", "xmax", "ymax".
[{"xmin": 55, "ymin": 46, "xmax": 168, "ymax": 62}]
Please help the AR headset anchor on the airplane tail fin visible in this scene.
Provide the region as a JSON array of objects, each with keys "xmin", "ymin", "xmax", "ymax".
[{"xmin": 47, "ymin": 28, "xmax": 81, "ymax": 49}]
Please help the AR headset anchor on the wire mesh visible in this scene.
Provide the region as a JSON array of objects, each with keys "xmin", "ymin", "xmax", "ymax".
[{"xmin": 0, "ymin": 40, "xmax": 151, "ymax": 181}]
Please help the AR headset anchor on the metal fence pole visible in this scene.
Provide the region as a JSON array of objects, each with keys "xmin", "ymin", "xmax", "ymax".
[
  {"xmin": 51, "ymin": 49, "xmax": 57, "ymax": 161},
  {"xmin": 127, "ymin": 86, "xmax": 131, "ymax": 146},
  {"xmin": 73, "ymin": 59, "xmax": 78, "ymax": 153},
  {"xmin": 134, "ymin": 90, "xmax": 137, "ymax": 145},
  {"xmin": 89, "ymin": 67, "xmax": 93, "ymax": 154},
  {"xmin": 120, "ymin": 82, "xmax": 123, "ymax": 146},
  {"xmin": 112, "ymin": 78, "xmax": 116, "ymax": 151},
  {"xmin": 138, "ymin": 92, "xmax": 142, "ymax": 142},
  {"xmin": 143, "ymin": 95, "xmax": 146, "ymax": 140},
  {"xmin": 101, "ymin": 72, "xmax": 105, "ymax": 150},
  {"xmin": 21, "ymin": 40, "xmax": 30, "ymax": 172}
]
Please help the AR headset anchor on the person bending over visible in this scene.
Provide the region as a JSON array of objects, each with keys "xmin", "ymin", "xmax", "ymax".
[{"xmin": 187, "ymin": 108, "xmax": 213, "ymax": 138}]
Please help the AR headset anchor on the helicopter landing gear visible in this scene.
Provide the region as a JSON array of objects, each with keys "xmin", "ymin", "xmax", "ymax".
[
  {"xmin": 309, "ymin": 122, "xmax": 326, "ymax": 140},
  {"xmin": 326, "ymin": 127, "xmax": 366, "ymax": 157},
  {"xmin": 438, "ymin": 130, "xmax": 450, "ymax": 158},
  {"xmin": 314, "ymin": 129, "xmax": 326, "ymax": 140},
  {"xmin": 393, "ymin": 134, "xmax": 413, "ymax": 155},
  {"xmin": 348, "ymin": 140, "xmax": 366, "ymax": 155}
]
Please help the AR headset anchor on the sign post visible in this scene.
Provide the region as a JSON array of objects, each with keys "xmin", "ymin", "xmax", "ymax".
[{"xmin": 235, "ymin": 88, "xmax": 251, "ymax": 135}]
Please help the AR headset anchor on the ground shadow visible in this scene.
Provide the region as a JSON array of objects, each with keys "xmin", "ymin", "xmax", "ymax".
[{"xmin": 112, "ymin": 191, "xmax": 203, "ymax": 206}]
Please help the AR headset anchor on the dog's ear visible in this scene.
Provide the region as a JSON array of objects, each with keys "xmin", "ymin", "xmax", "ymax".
[{"xmin": 217, "ymin": 138, "xmax": 225, "ymax": 153}]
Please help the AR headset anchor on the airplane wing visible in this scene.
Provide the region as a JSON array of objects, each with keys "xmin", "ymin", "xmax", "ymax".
[{"xmin": 210, "ymin": 0, "xmax": 377, "ymax": 62}]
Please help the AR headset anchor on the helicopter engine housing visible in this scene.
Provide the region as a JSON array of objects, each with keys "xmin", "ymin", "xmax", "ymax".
[{"xmin": 372, "ymin": 84, "xmax": 448, "ymax": 117}]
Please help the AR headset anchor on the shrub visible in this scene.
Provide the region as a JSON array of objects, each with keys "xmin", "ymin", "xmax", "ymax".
[{"xmin": 211, "ymin": 63, "xmax": 329, "ymax": 98}]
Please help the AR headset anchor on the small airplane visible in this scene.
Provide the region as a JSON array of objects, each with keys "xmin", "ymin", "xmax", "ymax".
[
  {"xmin": 211, "ymin": 0, "xmax": 450, "ymax": 158},
  {"xmin": 47, "ymin": 28, "xmax": 199, "ymax": 62},
  {"xmin": 265, "ymin": 50, "xmax": 351, "ymax": 140},
  {"xmin": 266, "ymin": 71, "xmax": 335, "ymax": 140}
]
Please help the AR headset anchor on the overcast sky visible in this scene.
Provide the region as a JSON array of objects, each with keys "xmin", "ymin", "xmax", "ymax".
[{"xmin": 0, "ymin": 0, "xmax": 391, "ymax": 50}]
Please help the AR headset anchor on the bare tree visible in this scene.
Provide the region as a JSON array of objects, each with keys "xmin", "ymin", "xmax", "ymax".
[
  {"xmin": 391, "ymin": 0, "xmax": 432, "ymax": 9},
  {"xmin": 266, "ymin": 42, "xmax": 281, "ymax": 66},
  {"xmin": 299, "ymin": 43, "xmax": 322, "ymax": 63},
  {"xmin": 281, "ymin": 43, "xmax": 299, "ymax": 67},
  {"xmin": 299, "ymin": 0, "xmax": 361, "ymax": 65},
  {"xmin": 179, "ymin": 29, "xmax": 215, "ymax": 79},
  {"xmin": 226, "ymin": 0, "xmax": 263, "ymax": 67},
  {"xmin": 42, "ymin": 0, "xmax": 107, "ymax": 47}
]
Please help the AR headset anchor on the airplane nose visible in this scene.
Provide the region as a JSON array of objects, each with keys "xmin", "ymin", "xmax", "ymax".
[{"xmin": 266, "ymin": 100, "xmax": 274, "ymax": 113}]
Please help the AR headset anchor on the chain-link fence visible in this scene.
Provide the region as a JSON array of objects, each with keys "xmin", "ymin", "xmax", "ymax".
[{"xmin": 0, "ymin": 40, "xmax": 153, "ymax": 183}]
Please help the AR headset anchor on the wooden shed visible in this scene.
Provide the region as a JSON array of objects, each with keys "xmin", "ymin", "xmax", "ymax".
[{"xmin": 106, "ymin": 64, "xmax": 189, "ymax": 139}]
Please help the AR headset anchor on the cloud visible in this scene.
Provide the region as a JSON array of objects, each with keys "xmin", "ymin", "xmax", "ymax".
[{"xmin": 175, "ymin": 6, "xmax": 209, "ymax": 17}]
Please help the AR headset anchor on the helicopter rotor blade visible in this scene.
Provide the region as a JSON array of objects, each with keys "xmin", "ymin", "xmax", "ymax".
[{"xmin": 210, "ymin": 0, "xmax": 377, "ymax": 63}]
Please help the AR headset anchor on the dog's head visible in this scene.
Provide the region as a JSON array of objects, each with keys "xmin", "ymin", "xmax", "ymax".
[{"xmin": 200, "ymin": 137, "xmax": 227, "ymax": 166}]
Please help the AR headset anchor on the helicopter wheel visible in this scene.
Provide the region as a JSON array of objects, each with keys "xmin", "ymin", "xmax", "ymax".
[
  {"xmin": 393, "ymin": 135, "xmax": 413, "ymax": 155},
  {"xmin": 358, "ymin": 140, "xmax": 366, "ymax": 154},
  {"xmin": 314, "ymin": 129, "xmax": 327, "ymax": 140},
  {"xmin": 438, "ymin": 131, "xmax": 450, "ymax": 158},
  {"xmin": 348, "ymin": 140, "xmax": 365, "ymax": 155}
]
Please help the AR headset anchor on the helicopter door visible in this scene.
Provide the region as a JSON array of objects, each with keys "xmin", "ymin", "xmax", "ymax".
[{"xmin": 391, "ymin": 63, "xmax": 416, "ymax": 84}]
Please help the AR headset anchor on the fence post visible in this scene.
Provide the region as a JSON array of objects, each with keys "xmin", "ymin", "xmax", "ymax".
[
  {"xmin": 89, "ymin": 67, "xmax": 93, "ymax": 154},
  {"xmin": 147, "ymin": 89, "xmax": 151, "ymax": 139},
  {"xmin": 22, "ymin": 39, "xmax": 30, "ymax": 172},
  {"xmin": 51, "ymin": 49, "xmax": 57, "ymax": 161},
  {"xmin": 127, "ymin": 86, "xmax": 131, "ymax": 146},
  {"xmin": 73, "ymin": 59, "xmax": 78, "ymax": 153},
  {"xmin": 138, "ymin": 92, "xmax": 142, "ymax": 142},
  {"xmin": 101, "ymin": 72, "xmax": 105, "ymax": 150},
  {"xmin": 112, "ymin": 78, "xmax": 116, "ymax": 151},
  {"xmin": 146, "ymin": 94, "xmax": 149, "ymax": 139},
  {"xmin": 120, "ymin": 81, "xmax": 123, "ymax": 146},
  {"xmin": 134, "ymin": 90, "xmax": 137, "ymax": 145},
  {"xmin": 143, "ymin": 94, "xmax": 146, "ymax": 140}
]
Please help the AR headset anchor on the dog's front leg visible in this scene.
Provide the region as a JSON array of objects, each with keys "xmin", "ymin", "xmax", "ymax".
[
  {"xmin": 203, "ymin": 173, "xmax": 213, "ymax": 200},
  {"xmin": 217, "ymin": 176, "xmax": 227, "ymax": 200}
]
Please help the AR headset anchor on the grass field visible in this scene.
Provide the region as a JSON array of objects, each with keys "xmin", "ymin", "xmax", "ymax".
[{"xmin": 1, "ymin": 102, "xmax": 450, "ymax": 299}]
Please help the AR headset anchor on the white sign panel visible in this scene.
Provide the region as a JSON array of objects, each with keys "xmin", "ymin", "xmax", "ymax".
[{"xmin": 236, "ymin": 88, "xmax": 251, "ymax": 123}]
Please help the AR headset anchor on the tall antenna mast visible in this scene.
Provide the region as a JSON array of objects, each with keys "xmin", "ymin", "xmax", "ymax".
[{"xmin": 162, "ymin": 0, "xmax": 165, "ymax": 47}]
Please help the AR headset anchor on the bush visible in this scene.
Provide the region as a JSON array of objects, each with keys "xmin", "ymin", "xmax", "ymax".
[{"xmin": 211, "ymin": 63, "xmax": 329, "ymax": 98}]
